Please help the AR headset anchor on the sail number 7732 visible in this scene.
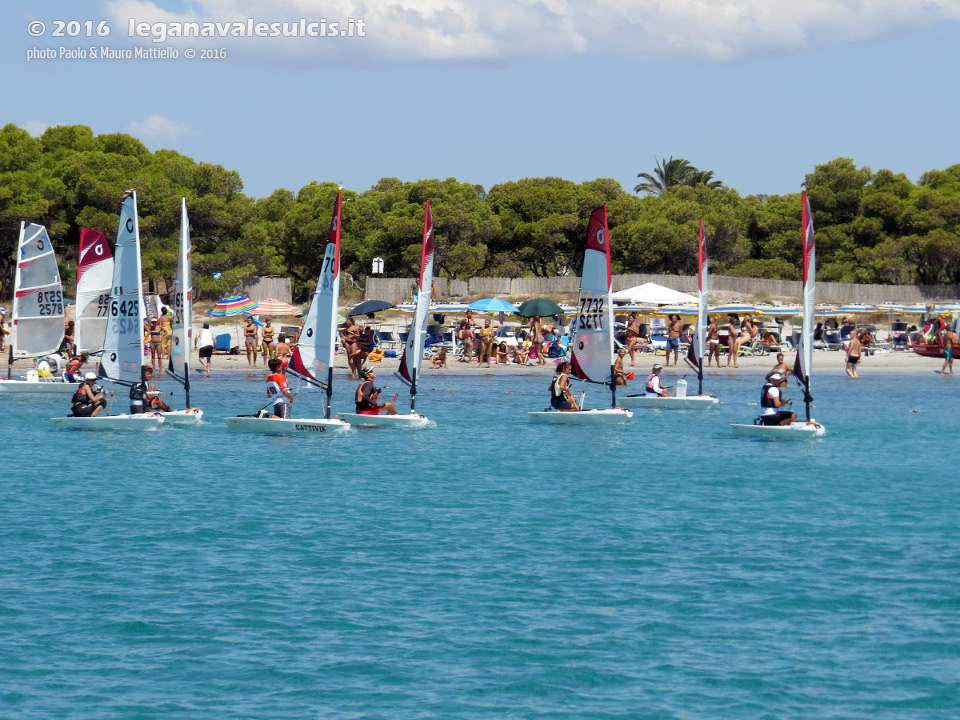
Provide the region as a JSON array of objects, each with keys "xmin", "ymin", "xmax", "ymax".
[{"xmin": 578, "ymin": 297, "xmax": 604, "ymax": 330}]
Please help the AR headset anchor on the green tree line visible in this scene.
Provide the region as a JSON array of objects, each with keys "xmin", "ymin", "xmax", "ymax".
[{"xmin": 2, "ymin": 123, "xmax": 959, "ymax": 302}]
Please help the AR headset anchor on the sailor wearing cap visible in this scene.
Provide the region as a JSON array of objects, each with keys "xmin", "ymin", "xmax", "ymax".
[
  {"xmin": 70, "ymin": 372, "xmax": 107, "ymax": 417},
  {"xmin": 645, "ymin": 364, "xmax": 670, "ymax": 398},
  {"xmin": 759, "ymin": 373, "xmax": 797, "ymax": 426}
]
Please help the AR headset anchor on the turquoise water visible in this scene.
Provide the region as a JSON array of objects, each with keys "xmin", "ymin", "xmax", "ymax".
[{"xmin": 2, "ymin": 368, "xmax": 958, "ymax": 719}]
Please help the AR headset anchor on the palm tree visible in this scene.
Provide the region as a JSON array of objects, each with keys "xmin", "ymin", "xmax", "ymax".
[
  {"xmin": 634, "ymin": 157, "xmax": 724, "ymax": 194},
  {"xmin": 634, "ymin": 156, "xmax": 693, "ymax": 195},
  {"xmin": 683, "ymin": 169, "xmax": 723, "ymax": 190}
]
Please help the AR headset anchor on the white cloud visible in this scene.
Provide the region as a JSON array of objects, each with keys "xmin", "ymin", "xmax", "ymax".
[
  {"xmin": 101, "ymin": 0, "xmax": 960, "ymax": 64},
  {"xmin": 22, "ymin": 121, "xmax": 50, "ymax": 137},
  {"xmin": 125, "ymin": 115, "xmax": 193, "ymax": 142}
]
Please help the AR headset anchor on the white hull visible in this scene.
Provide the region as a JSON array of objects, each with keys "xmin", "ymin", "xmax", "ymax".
[
  {"xmin": 159, "ymin": 408, "xmax": 204, "ymax": 425},
  {"xmin": 0, "ymin": 378, "xmax": 79, "ymax": 394},
  {"xmin": 528, "ymin": 408, "xmax": 633, "ymax": 424},
  {"xmin": 223, "ymin": 416, "xmax": 352, "ymax": 434},
  {"xmin": 339, "ymin": 412, "xmax": 431, "ymax": 428},
  {"xmin": 50, "ymin": 413, "xmax": 165, "ymax": 430},
  {"xmin": 730, "ymin": 420, "xmax": 826, "ymax": 438},
  {"xmin": 620, "ymin": 394, "xmax": 719, "ymax": 409}
]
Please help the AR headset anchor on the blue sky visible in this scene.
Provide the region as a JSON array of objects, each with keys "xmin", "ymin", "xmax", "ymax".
[{"xmin": 5, "ymin": 0, "xmax": 960, "ymax": 199}]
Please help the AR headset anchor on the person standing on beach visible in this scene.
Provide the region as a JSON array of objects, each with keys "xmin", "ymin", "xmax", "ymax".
[
  {"xmin": 706, "ymin": 316, "xmax": 722, "ymax": 367},
  {"xmin": 845, "ymin": 329, "xmax": 861, "ymax": 378},
  {"xmin": 941, "ymin": 324, "xmax": 957, "ymax": 375},
  {"xmin": 625, "ymin": 314, "xmax": 641, "ymax": 366},
  {"xmin": 478, "ymin": 319, "xmax": 495, "ymax": 367},
  {"xmin": 665, "ymin": 314, "xmax": 682, "ymax": 367},
  {"xmin": 261, "ymin": 319, "xmax": 275, "ymax": 359},
  {"xmin": 726, "ymin": 315, "xmax": 739, "ymax": 368},
  {"xmin": 195, "ymin": 322, "xmax": 215, "ymax": 374},
  {"xmin": 243, "ymin": 316, "xmax": 259, "ymax": 367},
  {"xmin": 530, "ymin": 315, "xmax": 545, "ymax": 366},
  {"xmin": 160, "ymin": 307, "xmax": 173, "ymax": 360}
]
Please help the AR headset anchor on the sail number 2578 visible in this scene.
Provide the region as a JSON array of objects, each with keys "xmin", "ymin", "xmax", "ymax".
[{"xmin": 578, "ymin": 297, "xmax": 604, "ymax": 330}]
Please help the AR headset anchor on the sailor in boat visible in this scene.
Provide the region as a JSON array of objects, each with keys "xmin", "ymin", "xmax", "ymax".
[
  {"xmin": 37, "ymin": 354, "xmax": 63, "ymax": 378},
  {"xmin": 130, "ymin": 366, "xmax": 171, "ymax": 414},
  {"xmin": 63, "ymin": 352, "xmax": 90, "ymax": 383},
  {"xmin": 70, "ymin": 373, "xmax": 107, "ymax": 417},
  {"xmin": 265, "ymin": 358, "xmax": 295, "ymax": 419},
  {"xmin": 355, "ymin": 367, "xmax": 397, "ymax": 416},
  {"xmin": 645, "ymin": 364, "xmax": 672, "ymax": 398},
  {"xmin": 758, "ymin": 374, "xmax": 797, "ymax": 426},
  {"xmin": 549, "ymin": 362, "xmax": 580, "ymax": 412}
]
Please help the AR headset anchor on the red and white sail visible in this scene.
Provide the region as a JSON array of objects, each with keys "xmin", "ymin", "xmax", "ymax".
[
  {"xmin": 796, "ymin": 193, "xmax": 816, "ymax": 389},
  {"xmin": 75, "ymin": 227, "xmax": 114, "ymax": 353},
  {"xmin": 571, "ymin": 206, "xmax": 614, "ymax": 384},
  {"xmin": 12, "ymin": 222, "xmax": 64, "ymax": 358},
  {"xmin": 695, "ymin": 217, "xmax": 708, "ymax": 368},
  {"xmin": 100, "ymin": 190, "xmax": 145, "ymax": 384},
  {"xmin": 292, "ymin": 188, "xmax": 341, "ymax": 384},
  {"xmin": 399, "ymin": 201, "xmax": 434, "ymax": 393}
]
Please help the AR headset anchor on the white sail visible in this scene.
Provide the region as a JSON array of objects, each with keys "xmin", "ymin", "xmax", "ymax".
[
  {"xmin": 801, "ymin": 192, "xmax": 816, "ymax": 387},
  {"xmin": 100, "ymin": 190, "xmax": 145, "ymax": 384},
  {"xmin": 399, "ymin": 201, "xmax": 434, "ymax": 391},
  {"xmin": 12, "ymin": 222, "xmax": 65, "ymax": 358},
  {"xmin": 75, "ymin": 227, "xmax": 113, "ymax": 353},
  {"xmin": 571, "ymin": 206, "xmax": 614, "ymax": 385},
  {"xmin": 292, "ymin": 189, "xmax": 341, "ymax": 385},
  {"xmin": 169, "ymin": 197, "xmax": 192, "ymax": 377}
]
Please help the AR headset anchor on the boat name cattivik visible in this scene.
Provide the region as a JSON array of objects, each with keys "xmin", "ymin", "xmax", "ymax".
[
  {"xmin": 94, "ymin": 46, "xmax": 179, "ymax": 59},
  {"xmin": 295, "ymin": 423, "xmax": 327, "ymax": 432}
]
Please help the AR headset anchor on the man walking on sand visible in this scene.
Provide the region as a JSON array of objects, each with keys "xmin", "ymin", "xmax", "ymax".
[
  {"xmin": 941, "ymin": 324, "xmax": 957, "ymax": 375},
  {"xmin": 665, "ymin": 314, "xmax": 682, "ymax": 367}
]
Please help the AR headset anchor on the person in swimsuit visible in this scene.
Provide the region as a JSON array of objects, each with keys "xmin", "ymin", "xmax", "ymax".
[
  {"xmin": 243, "ymin": 316, "xmax": 259, "ymax": 367},
  {"xmin": 726, "ymin": 314, "xmax": 739, "ymax": 367},
  {"xmin": 625, "ymin": 314, "xmax": 641, "ymax": 366},
  {"xmin": 63, "ymin": 351, "xmax": 90, "ymax": 383},
  {"xmin": 549, "ymin": 362, "xmax": 579, "ymax": 411},
  {"xmin": 941, "ymin": 325, "xmax": 957, "ymax": 375},
  {"xmin": 734, "ymin": 314, "xmax": 758, "ymax": 358},
  {"xmin": 512, "ymin": 342, "xmax": 529, "ymax": 365},
  {"xmin": 765, "ymin": 352, "xmax": 793, "ymax": 381},
  {"xmin": 261, "ymin": 319, "xmax": 275, "ymax": 359},
  {"xmin": 478, "ymin": 319, "xmax": 495, "ymax": 367},
  {"xmin": 274, "ymin": 334, "xmax": 293, "ymax": 368},
  {"xmin": 845, "ymin": 329, "xmax": 861, "ymax": 377},
  {"xmin": 70, "ymin": 372, "xmax": 107, "ymax": 417},
  {"xmin": 340, "ymin": 318, "xmax": 361, "ymax": 379},
  {"xmin": 160, "ymin": 307, "xmax": 173, "ymax": 359},
  {"xmin": 529, "ymin": 315, "xmax": 545, "ymax": 366},
  {"xmin": 354, "ymin": 367, "xmax": 397, "ymax": 415},
  {"xmin": 496, "ymin": 342, "xmax": 509, "ymax": 364},
  {"xmin": 61, "ymin": 319, "xmax": 75, "ymax": 357},
  {"xmin": 431, "ymin": 346, "xmax": 448, "ymax": 369},
  {"xmin": 613, "ymin": 347, "xmax": 628, "ymax": 386},
  {"xmin": 665, "ymin": 314, "xmax": 682, "ymax": 367},
  {"xmin": 460, "ymin": 323, "xmax": 475, "ymax": 363},
  {"xmin": 147, "ymin": 317, "xmax": 163, "ymax": 372},
  {"xmin": 707, "ymin": 316, "xmax": 722, "ymax": 367}
]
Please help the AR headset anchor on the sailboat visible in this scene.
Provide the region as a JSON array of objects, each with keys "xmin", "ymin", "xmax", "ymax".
[
  {"xmin": 529, "ymin": 205, "xmax": 632, "ymax": 424},
  {"xmin": 160, "ymin": 197, "xmax": 203, "ymax": 424},
  {"xmin": 52, "ymin": 190, "xmax": 164, "ymax": 429},
  {"xmin": 75, "ymin": 227, "xmax": 113, "ymax": 353},
  {"xmin": 731, "ymin": 192, "xmax": 826, "ymax": 437},
  {"xmin": 224, "ymin": 189, "xmax": 349, "ymax": 434},
  {"xmin": 340, "ymin": 200, "xmax": 433, "ymax": 428},
  {"xmin": 622, "ymin": 217, "xmax": 718, "ymax": 409},
  {"xmin": 0, "ymin": 222, "xmax": 76, "ymax": 394}
]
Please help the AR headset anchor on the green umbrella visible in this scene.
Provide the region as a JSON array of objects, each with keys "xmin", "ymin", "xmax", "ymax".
[{"xmin": 516, "ymin": 298, "xmax": 563, "ymax": 317}]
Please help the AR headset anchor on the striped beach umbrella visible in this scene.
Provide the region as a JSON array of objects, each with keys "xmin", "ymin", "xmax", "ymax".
[
  {"xmin": 710, "ymin": 303, "xmax": 758, "ymax": 314},
  {"xmin": 251, "ymin": 298, "xmax": 303, "ymax": 316},
  {"xmin": 654, "ymin": 304, "xmax": 699, "ymax": 315},
  {"xmin": 209, "ymin": 295, "xmax": 258, "ymax": 317}
]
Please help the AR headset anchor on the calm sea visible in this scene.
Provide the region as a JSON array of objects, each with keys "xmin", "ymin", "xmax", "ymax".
[{"xmin": 1, "ymin": 367, "xmax": 958, "ymax": 719}]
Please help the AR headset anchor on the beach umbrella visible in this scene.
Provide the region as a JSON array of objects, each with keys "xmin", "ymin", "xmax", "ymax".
[
  {"xmin": 347, "ymin": 299, "xmax": 395, "ymax": 317},
  {"xmin": 209, "ymin": 295, "xmax": 259, "ymax": 317},
  {"xmin": 833, "ymin": 305, "xmax": 878, "ymax": 314},
  {"xmin": 710, "ymin": 303, "xmax": 758, "ymax": 315},
  {"xmin": 654, "ymin": 304, "xmax": 698, "ymax": 315},
  {"xmin": 516, "ymin": 298, "xmax": 563, "ymax": 317},
  {"xmin": 251, "ymin": 298, "xmax": 303, "ymax": 316},
  {"xmin": 468, "ymin": 297, "xmax": 518, "ymax": 314}
]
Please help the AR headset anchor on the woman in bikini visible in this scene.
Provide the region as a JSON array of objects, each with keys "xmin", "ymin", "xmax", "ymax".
[
  {"xmin": 625, "ymin": 314, "xmax": 641, "ymax": 366},
  {"xmin": 243, "ymin": 316, "xmax": 259, "ymax": 367},
  {"xmin": 261, "ymin": 319, "xmax": 276, "ymax": 359},
  {"xmin": 613, "ymin": 347, "xmax": 628, "ymax": 386},
  {"xmin": 147, "ymin": 317, "xmax": 163, "ymax": 372},
  {"xmin": 726, "ymin": 314, "xmax": 739, "ymax": 367},
  {"xmin": 707, "ymin": 316, "xmax": 722, "ymax": 367},
  {"xmin": 496, "ymin": 341, "xmax": 509, "ymax": 364}
]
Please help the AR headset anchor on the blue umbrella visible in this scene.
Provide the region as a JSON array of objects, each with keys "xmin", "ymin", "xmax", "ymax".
[
  {"xmin": 711, "ymin": 303, "xmax": 758, "ymax": 314},
  {"xmin": 468, "ymin": 298, "xmax": 518, "ymax": 314}
]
